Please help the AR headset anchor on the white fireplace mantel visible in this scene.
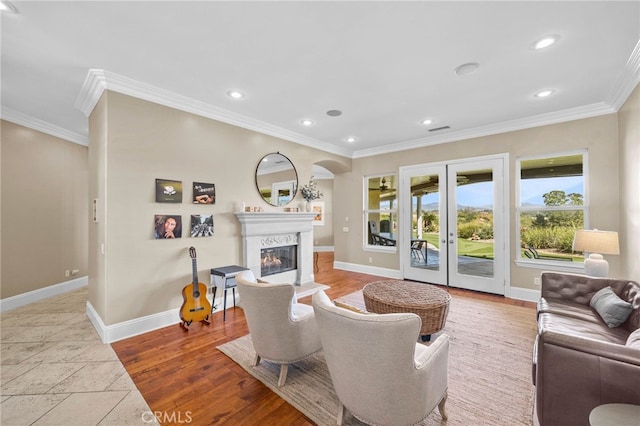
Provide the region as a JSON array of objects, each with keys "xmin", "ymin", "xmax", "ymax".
[{"xmin": 235, "ymin": 212, "xmax": 317, "ymax": 285}]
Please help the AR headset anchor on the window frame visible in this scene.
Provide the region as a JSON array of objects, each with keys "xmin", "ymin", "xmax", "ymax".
[
  {"xmin": 515, "ymin": 150, "xmax": 589, "ymax": 270},
  {"xmin": 364, "ymin": 173, "xmax": 398, "ymax": 253}
]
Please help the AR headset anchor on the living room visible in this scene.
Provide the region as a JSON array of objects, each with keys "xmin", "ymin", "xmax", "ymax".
[{"xmin": 1, "ymin": 1, "xmax": 639, "ymax": 425}]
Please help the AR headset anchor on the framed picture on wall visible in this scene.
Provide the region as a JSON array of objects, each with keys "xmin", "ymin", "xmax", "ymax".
[
  {"xmin": 154, "ymin": 215, "xmax": 182, "ymax": 239},
  {"xmin": 312, "ymin": 201, "xmax": 325, "ymax": 226},
  {"xmin": 155, "ymin": 179, "xmax": 183, "ymax": 203},
  {"xmin": 191, "ymin": 214, "xmax": 214, "ymax": 237},
  {"xmin": 192, "ymin": 182, "xmax": 216, "ymax": 204}
]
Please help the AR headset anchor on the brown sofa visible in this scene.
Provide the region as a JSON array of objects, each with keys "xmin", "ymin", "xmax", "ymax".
[{"xmin": 533, "ymin": 272, "xmax": 640, "ymax": 426}]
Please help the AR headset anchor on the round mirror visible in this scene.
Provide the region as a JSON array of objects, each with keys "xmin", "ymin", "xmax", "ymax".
[{"xmin": 255, "ymin": 153, "xmax": 298, "ymax": 206}]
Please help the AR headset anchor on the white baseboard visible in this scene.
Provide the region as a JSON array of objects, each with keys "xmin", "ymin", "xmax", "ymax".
[
  {"xmin": 333, "ymin": 261, "xmax": 402, "ymax": 279},
  {"xmin": 506, "ymin": 286, "xmax": 540, "ymax": 303},
  {"xmin": 314, "ymin": 246, "xmax": 334, "ymax": 252},
  {"xmin": 87, "ymin": 292, "xmax": 239, "ymax": 344},
  {"xmin": 0, "ymin": 276, "xmax": 88, "ymax": 313}
]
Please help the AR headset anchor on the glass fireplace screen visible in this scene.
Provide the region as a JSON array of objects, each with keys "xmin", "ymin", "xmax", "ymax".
[{"xmin": 261, "ymin": 245, "xmax": 297, "ymax": 277}]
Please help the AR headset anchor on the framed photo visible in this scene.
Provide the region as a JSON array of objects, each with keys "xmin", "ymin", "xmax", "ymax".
[
  {"xmin": 191, "ymin": 214, "xmax": 214, "ymax": 237},
  {"xmin": 155, "ymin": 179, "xmax": 183, "ymax": 203},
  {"xmin": 312, "ymin": 201, "xmax": 325, "ymax": 226},
  {"xmin": 193, "ymin": 182, "xmax": 216, "ymax": 204},
  {"xmin": 154, "ymin": 215, "xmax": 182, "ymax": 239}
]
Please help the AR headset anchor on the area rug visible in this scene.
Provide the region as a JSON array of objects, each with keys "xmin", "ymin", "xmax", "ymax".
[{"xmin": 217, "ymin": 290, "xmax": 537, "ymax": 425}]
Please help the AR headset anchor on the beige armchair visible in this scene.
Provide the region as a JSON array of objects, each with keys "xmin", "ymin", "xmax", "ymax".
[
  {"xmin": 312, "ymin": 290, "xmax": 450, "ymax": 425},
  {"xmin": 235, "ymin": 270, "xmax": 322, "ymax": 386}
]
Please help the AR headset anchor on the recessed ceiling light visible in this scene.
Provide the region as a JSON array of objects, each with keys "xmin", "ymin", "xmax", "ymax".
[
  {"xmin": 533, "ymin": 35, "xmax": 560, "ymax": 50},
  {"xmin": 535, "ymin": 89, "xmax": 555, "ymax": 98},
  {"xmin": 345, "ymin": 136, "xmax": 357, "ymax": 143},
  {"xmin": 421, "ymin": 119, "xmax": 433, "ymax": 126},
  {"xmin": 226, "ymin": 90, "xmax": 245, "ymax": 100},
  {"xmin": 454, "ymin": 62, "xmax": 480, "ymax": 76},
  {"xmin": 0, "ymin": 1, "xmax": 18, "ymax": 13},
  {"xmin": 300, "ymin": 119, "xmax": 314, "ymax": 126}
]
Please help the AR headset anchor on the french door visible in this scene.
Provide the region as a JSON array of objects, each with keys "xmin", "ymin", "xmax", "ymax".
[{"xmin": 400, "ymin": 156, "xmax": 507, "ymax": 295}]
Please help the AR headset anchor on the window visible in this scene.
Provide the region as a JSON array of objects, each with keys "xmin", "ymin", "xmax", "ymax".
[
  {"xmin": 516, "ymin": 151, "xmax": 587, "ymax": 265},
  {"xmin": 364, "ymin": 174, "xmax": 397, "ymax": 249}
]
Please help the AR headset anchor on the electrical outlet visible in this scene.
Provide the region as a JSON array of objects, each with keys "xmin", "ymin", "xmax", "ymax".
[
  {"xmin": 534, "ymin": 277, "xmax": 541, "ymax": 286},
  {"xmin": 65, "ymin": 270, "xmax": 70, "ymax": 277},
  {"xmin": 368, "ymin": 257, "xmax": 373, "ymax": 263},
  {"xmin": 71, "ymin": 269, "xmax": 80, "ymax": 275},
  {"xmin": 343, "ymin": 227, "xmax": 349, "ymax": 232}
]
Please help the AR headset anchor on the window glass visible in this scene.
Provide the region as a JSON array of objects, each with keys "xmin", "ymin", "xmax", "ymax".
[
  {"xmin": 365, "ymin": 175, "xmax": 397, "ymax": 248},
  {"xmin": 517, "ymin": 153, "xmax": 586, "ymax": 263}
]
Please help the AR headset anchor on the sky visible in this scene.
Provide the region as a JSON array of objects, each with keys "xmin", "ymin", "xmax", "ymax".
[{"xmin": 419, "ymin": 176, "xmax": 584, "ymax": 209}]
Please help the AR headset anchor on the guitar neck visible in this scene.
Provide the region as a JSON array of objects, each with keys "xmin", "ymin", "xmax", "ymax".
[{"xmin": 191, "ymin": 258, "xmax": 199, "ymax": 295}]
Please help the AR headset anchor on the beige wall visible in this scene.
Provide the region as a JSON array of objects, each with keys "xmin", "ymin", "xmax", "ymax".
[
  {"xmin": 312, "ymin": 178, "xmax": 334, "ymax": 247},
  {"xmin": 618, "ymin": 84, "xmax": 640, "ymax": 280},
  {"xmin": 334, "ymin": 112, "xmax": 628, "ymax": 290},
  {"xmin": 1, "ymin": 120, "xmax": 88, "ymax": 298},
  {"xmin": 89, "ymin": 91, "xmax": 347, "ymax": 325}
]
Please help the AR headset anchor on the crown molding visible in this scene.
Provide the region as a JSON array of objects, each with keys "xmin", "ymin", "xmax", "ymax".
[
  {"xmin": 74, "ymin": 68, "xmax": 108, "ymax": 117},
  {"xmin": 352, "ymin": 101, "xmax": 616, "ymax": 159},
  {"xmin": 607, "ymin": 38, "xmax": 640, "ymax": 110},
  {"xmin": 1, "ymin": 107, "xmax": 88, "ymax": 146},
  {"xmin": 75, "ymin": 69, "xmax": 352, "ymax": 158}
]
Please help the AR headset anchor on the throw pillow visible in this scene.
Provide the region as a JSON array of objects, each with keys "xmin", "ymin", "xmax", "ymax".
[
  {"xmin": 334, "ymin": 301, "xmax": 368, "ymax": 314},
  {"xmin": 627, "ymin": 328, "xmax": 640, "ymax": 350},
  {"xmin": 590, "ymin": 286, "xmax": 633, "ymax": 328}
]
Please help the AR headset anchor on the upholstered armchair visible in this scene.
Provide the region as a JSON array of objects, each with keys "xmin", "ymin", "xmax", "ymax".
[
  {"xmin": 235, "ymin": 270, "xmax": 322, "ymax": 386},
  {"xmin": 312, "ymin": 290, "xmax": 450, "ymax": 425}
]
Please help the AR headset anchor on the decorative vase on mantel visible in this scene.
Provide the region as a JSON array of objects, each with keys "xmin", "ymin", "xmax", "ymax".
[{"xmin": 300, "ymin": 177, "xmax": 323, "ymax": 213}]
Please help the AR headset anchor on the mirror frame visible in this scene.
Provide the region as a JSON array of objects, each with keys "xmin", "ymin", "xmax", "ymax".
[{"xmin": 255, "ymin": 152, "xmax": 299, "ymax": 207}]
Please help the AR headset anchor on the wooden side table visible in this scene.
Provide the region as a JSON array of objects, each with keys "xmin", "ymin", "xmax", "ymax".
[{"xmin": 210, "ymin": 265, "xmax": 248, "ymax": 321}]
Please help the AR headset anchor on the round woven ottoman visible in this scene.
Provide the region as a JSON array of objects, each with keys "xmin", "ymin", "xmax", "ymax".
[{"xmin": 363, "ymin": 280, "xmax": 451, "ymax": 341}]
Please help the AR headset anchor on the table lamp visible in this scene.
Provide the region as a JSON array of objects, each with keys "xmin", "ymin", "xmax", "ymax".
[{"xmin": 572, "ymin": 229, "xmax": 619, "ymax": 277}]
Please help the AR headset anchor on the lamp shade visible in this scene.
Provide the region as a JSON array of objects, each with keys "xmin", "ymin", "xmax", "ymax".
[{"xmin": 572, "ymin": 230, "xmax": 620, "ymax": 255}]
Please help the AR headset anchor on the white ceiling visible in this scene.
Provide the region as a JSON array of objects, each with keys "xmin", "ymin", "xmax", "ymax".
[{"xmin": 2, "ymin": 1, "xmax": 639, "ymax": 158}]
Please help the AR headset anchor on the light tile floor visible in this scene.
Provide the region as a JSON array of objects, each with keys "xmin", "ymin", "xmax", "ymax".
[{"xmin": 1, "ymin": 288, "xmax": 156, "ymax": 426}]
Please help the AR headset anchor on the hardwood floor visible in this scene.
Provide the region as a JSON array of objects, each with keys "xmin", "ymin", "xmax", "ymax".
[{"xmin": 111, "ymin": 252, "xmax": 535, "ymax": 425}]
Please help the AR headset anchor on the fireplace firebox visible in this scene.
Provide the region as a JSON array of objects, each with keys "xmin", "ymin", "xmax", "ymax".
[{"xmin": 261, "ymin": 245, "xmax": 297, "ymax": 277}]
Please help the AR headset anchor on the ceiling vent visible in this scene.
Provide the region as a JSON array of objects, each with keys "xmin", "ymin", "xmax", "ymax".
[{"xmin": 428, "ymin": 126, "xmax": 450, "ymax": 132}]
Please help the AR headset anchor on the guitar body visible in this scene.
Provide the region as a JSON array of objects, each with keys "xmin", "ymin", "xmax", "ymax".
[
  {"xmin": 180, "ymin": 282, "xmax": 211, "ymax": 324},
  {"xmin": 180, "ymin": 247, "xmax": 212, "ymax": 330}
]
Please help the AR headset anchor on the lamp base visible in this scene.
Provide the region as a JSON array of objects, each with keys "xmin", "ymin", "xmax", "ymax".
[{"xmin": 584, "ymin": 253, "xmax": 609, "ymax": 277}]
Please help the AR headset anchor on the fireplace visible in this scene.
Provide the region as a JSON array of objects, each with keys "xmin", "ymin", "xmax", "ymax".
[
  {"xmin": 261, "ymin": 245, "xmax": 297, "ymax": 277},
  {"xmin": 236, "ymin": 212, "xmax": 317, "ymax": 285}
]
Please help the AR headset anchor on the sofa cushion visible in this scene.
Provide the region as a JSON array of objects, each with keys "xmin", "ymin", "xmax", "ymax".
[
  {"xmin": 616, "ymin": 281, "xmax": 640, "ymax": 332},
  {"xmin": 590, "ymin": 286, "xmax": 633, "ymax": 328},
  {"xmin": 627, "ymin": 329, "xmax": 640, "ymax": 350},
  {"xmin": 538, "ymin": 312, "xmax": 629, "ymax": 345},
  {"xmin": 538, "ymin": 297, "xmax": 603, "ymax": 324}
]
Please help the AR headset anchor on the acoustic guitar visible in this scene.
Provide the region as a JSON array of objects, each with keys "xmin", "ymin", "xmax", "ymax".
[{"xmin": 180, "ymin": 247, "xmax": 212, "ymax": 330}]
